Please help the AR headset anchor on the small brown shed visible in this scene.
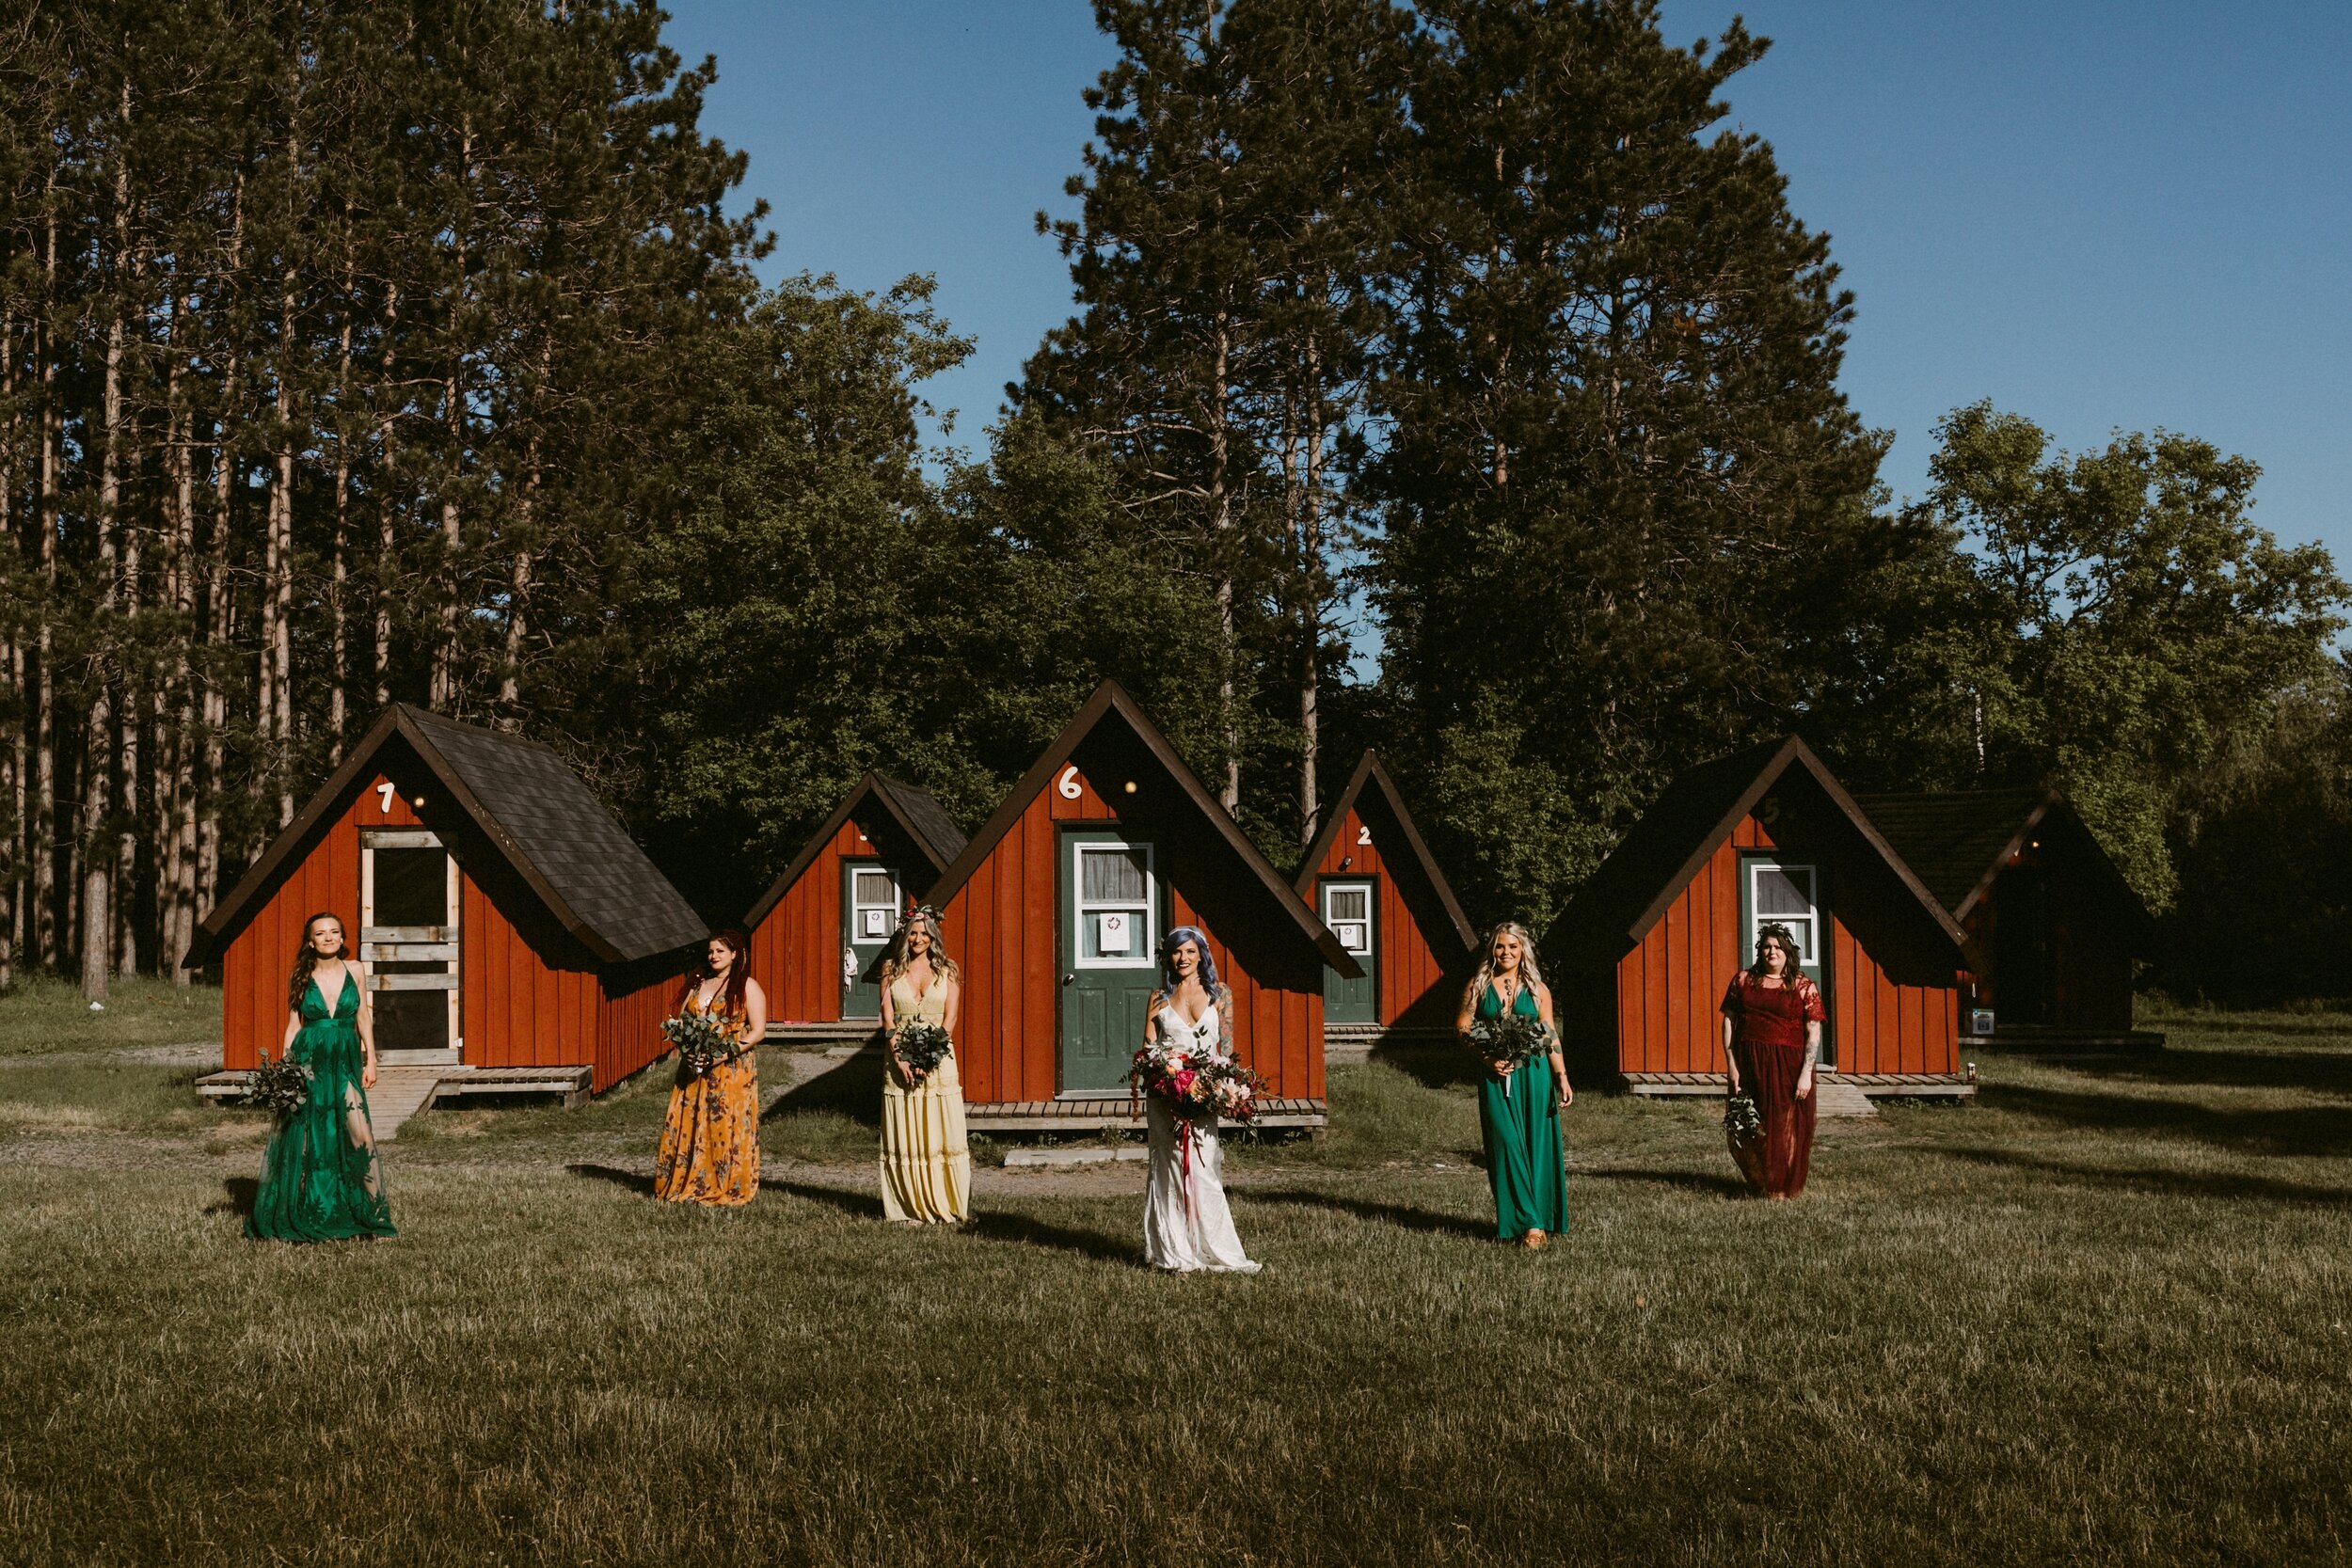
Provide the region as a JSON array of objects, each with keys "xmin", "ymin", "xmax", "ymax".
[
  {"xmin": 927, "ymin": 679, "xmax": 1359, "ymax": 1130},
  {"xmin": 741, "ymin": 773, "xmax": 967, "ymax": 1032},
  {"xmin": 1292, "ymin": 750, "xmax": 1479, "ymax": 1035},
  {"xmin": 186, "ymin": 705, "xmax": 707, "ymax": 1097},
  {"xmin": 1546, "ymin": 736, "xmax": 1974, "ymax": 1095},
  {"xmin": 1856, "ymin": 789, "xmax": 2154, "ymax": 1041}
]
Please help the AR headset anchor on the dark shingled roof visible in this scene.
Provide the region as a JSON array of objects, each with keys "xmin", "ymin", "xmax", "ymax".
[
  {"xmin": 1547, "ymin": 736, "xmax": 1966, "ymax": 959},
  {"xmin": 1851, "ymin": 790, "xmax": 2052, "ymax": 917},
  {"xmin": 742, "ymin": 772, "xmax": 970, "ymax": 930},
  {"xmin": 1856, "ymin": 788, "xmax": 2154, "ymax": 938},
  {"xmin": 188, "ymin": 705, "xmax": 707, "ymax": 967}
]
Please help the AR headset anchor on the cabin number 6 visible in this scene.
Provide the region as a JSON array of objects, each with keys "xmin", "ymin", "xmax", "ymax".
[{"xmin": 1057, "ymin": 765, "xmax": 1082, "ymax": 800}]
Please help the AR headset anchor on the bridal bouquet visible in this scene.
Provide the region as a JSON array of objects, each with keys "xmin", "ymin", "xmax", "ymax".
[
  {"xmin": 1132, "ymin": 1040, "xmax": 1265, "ymax": 1124},
  {"xmin": 894, "ymin": 1016, "xmax": 954, "ymax": 1075},
  {"xmin": 1467, "ymin": 1012, "xmax": 1555, "ymax": 1079},
  {"xmin": 661, "ymin": 1009, "xmax": 742, "ymax": 1076},
  {"xmin": 246, "ymin": 1057, "xmax": 314, "ymax": 1118}
]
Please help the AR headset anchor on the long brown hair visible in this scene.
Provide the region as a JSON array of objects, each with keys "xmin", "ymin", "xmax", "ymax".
[
  {"xmin": 685, "ymin": 928, "xmax": 753, "ymax": 1017},
  {"xmin": 288, "ymin": 912, "xmax": 347, "ymax": 1011}
]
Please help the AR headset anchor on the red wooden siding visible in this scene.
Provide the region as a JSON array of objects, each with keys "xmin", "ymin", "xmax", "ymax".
[
  {"xmin": 221, "ymin": 774, "xmax": 418, "ymax": 1069},
  {"xmin": 942, "ymin": 758, "xmax": 1324, "ymax": 1105},
  {"xmin": 598, "ymin": 968, "xmax": 686, "ymax": 1091},
  {"xmin": 459, "ymin": 877, "xmax": 599, "ymax": 1073},
  {"xmin": 1611, "ymin": 815, "xmax": 1959, "ymax": 1077},
  {"xmin": 1305, "ymin": 803, "xmax": 1455, "ymax": 1027},
  {"xmin": 220, "ymin": 767, "xmax": 685, "ymax": 1091},
  {"xmin": 747, "ymin": 818, "xmax": 866, "ymax": 1024}
]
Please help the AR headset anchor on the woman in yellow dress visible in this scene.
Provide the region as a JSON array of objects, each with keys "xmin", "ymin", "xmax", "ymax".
[
  {"xmin": 877, "ymin": 906, "xmax": 971, "ymax": 1224},
  {"xmin": 654, "ymin": 928, "xmax": 766, "ymax": 1207}
]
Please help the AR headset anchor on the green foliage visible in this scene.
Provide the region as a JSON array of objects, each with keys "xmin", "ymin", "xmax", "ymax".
[{"xmin": 1892, "ymin": 403, "xmax": 2347, "ymax": 909}]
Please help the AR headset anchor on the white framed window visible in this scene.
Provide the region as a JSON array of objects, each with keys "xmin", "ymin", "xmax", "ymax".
[
  {"xmin": 1322, "ymin": 880, "xmax": 1374, "ymax": 957},
  {"xmin": 1073, "ymin": 840, "xmax": 1155, "ymax": 968},
  {"xmin": 850, "ymin": 866, "xmax": 901, "ymax": 942},
  {"xmin": 1747, "ymin": 860, "xmax": 1819, "ymax": 972}
]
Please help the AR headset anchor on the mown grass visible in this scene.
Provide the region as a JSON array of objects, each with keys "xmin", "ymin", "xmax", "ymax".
[{"xmin": 0, "ymin": 1001, "xmax": 2346, "ymax": 1566}]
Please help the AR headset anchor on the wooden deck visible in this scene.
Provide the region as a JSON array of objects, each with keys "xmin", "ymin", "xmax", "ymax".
[
  {"xmin": 1622, "ymin": 1071, "xmax": 1976, "ymax": 1101},
  {"xmin": 766, "ymin": 1021, "xmax": 881, "ymax": 1048},
  {"xmin": 967, "ymin": 1097, "xmax": 1327, "ymax": 1132}
]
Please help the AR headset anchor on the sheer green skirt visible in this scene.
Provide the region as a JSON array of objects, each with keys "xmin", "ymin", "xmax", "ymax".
[{"xmin": 246, "ymin": 1019, "xmax": 396, "ymax": 1243}]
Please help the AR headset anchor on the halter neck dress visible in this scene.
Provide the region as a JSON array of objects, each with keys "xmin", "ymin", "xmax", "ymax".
[
  {"xmin": 246, "ymin": 968, "xmax": 395, "ymax": 1242},
  {"xmin": 880, "ymin": 970, "xmax": 971, "ymax": 1223},
  {"xmin": 1473, "ymin": 980, "xmax": 1567, "ymax": 1241},
  {"xmin": 1142, "ymin": 996, "xmax": 1261, "ymax": 1274}
]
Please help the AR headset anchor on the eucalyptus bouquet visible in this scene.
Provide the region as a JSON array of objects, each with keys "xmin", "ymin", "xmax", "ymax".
[
  {"xmin": 1467, "ymin": 1012, "xmax": 1555, "ymax": 1083},
  {"xmin": 661, "ymin": 1008, "xmax": 741, "ymax": 1077},
  {"xmin": 894, "ymin": 1016, "xmax": 954, "ymax": 1075},
  {"xmin": 1723, "ymin": 1091, "xmax": 1764, "ymax": 1144},
  {"xmin": 246, "ymin": 1058, "xmax": 314, "ymax": 1118}
]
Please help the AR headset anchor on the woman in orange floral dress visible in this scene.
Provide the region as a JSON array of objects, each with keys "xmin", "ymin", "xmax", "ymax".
[{"xmin": 654, "ymin": 929, "xmax": 767, "ymax": 1206}]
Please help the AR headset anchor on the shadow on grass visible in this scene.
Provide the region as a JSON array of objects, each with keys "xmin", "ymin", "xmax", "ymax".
[
  {"xmin": 1981, "ymin": 1083, "xmax": 2352, "ymax": 1157},
  {"xmin": 203, "ymin": 1176, "xmax": 259, "ymax": 1218},
  {"xmin": 1581, "ymin": 1166, "xmax": 1750, "ymax": 1199},
  {"xmin": 1366, "ymin": 1039, "xmax": 1484, "ymax": 1092},
  {"xmin": 764, "ymin": 1178, "xmax": 883, "ymax": 1221},
  {"xmin": 566, "ymin": 1162, "xmax": 655, "ymax": 1196},
  {"xmin": 1934, "ymin": 1146, "xmax": 2352, "ymax": 1208},
  {"xmin": 2096, "ymin": 1046, "xmax": 2352, "ymax": 1097},
  {"xmin": 1251, "ymin": 1186, "xmax": 1492, "ymax": 1241},
  {"xmin": 967, "ymin": 1208, "xmax": 1136, "ymax": 1265},
  {"xmin": 762, "ymin": 1050, "xmax": 883, "ymax": 1130}
]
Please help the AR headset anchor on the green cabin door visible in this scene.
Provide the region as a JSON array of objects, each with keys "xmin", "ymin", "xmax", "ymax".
[
  {"xmin": 1059, "ymin": 830, "xmax": 1160, "ymax": 1093},
  {"xmin": 1738, "ymin": 853, "xmax": 1833, "ymax": 1066},
  {"xmin": 1320, "ymin": 877, "xmax": 1378, "ymax": 1024},
  {"xmin": 840, "ymin": 860, "xmax": 902, "ymax": 1021}
]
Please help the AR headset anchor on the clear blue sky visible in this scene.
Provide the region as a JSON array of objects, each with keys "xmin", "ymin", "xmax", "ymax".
[{"xmin": 660, "ymin": 0, "xmax": 2350, "ymax": 575}]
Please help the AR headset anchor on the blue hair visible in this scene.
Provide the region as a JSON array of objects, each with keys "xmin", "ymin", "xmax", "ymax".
[{"xmin": 1160, "ymin": 926, "xmax": 1222, "ymax": 997}]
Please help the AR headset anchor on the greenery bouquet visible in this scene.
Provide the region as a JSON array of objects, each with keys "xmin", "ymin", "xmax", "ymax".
[
  {"xmin": 661, "ymin": 1009, "xmax": 741, "ymax": 1077},
  {"xmin": 1467, "ymin": 1013, "xmax": 1555, "ymax": 1092},
  {"xmin": 894, "ymin": 1016, "xmax": 954, "ymax": 1075},
  {"xmin": 1724, "ymin": 1089, "xmax": 1767, "ymax": 1190},
  {"xmin": 246, "ymin": 1058, "xmax": 313, "ymax": 1118}
]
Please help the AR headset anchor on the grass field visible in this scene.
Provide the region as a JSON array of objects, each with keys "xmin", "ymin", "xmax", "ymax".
[{"xmin": 1, "ymin": 987, "xmax": 2346, "ymax": 1566}]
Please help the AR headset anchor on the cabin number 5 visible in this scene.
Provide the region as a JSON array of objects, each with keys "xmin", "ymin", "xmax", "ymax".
[{"xmin": 1057, "ymin": 765, "xmax": 1082, "ymax": 800}]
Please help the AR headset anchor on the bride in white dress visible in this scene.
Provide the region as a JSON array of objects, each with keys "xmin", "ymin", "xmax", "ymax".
[{"xmin": 1137, "ymin": 927, "xmax": 1262, "ymax": 1275}]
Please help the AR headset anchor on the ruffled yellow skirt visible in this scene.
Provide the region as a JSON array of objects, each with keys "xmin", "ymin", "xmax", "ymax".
[{"xmin": 880, "ymin": 1054, "xmax": 971, "ymax": 1223}]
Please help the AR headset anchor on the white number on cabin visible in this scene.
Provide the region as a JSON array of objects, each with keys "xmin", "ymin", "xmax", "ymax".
[
  {"xmin": 1057, "ymin": 765, "xmax": 1082, "ymax": 800},
  {"xmin": 1357, "ymin": 825, "xmax": 1372, "ymax": 847},
  {"xmin": 375, "ymin": 782, "xmax": 396, "ymax": 815}
]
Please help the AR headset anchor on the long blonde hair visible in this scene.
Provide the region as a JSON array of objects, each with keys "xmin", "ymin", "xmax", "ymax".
[
  {"xmin": 881, "ymin": 906, "xmax": 959, "ymax": 990},
  {"xmin": 1466, "ymin": 921, "xmax": 1544, "ymax": 1006}
]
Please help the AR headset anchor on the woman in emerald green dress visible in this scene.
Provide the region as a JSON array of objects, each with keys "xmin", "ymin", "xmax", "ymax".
[
  {"xmin": 1455, "ymin": 922, "xmax": 1571, "ymax": 1248},
  {"xmin": 247, "ymin": 913, "xmax": 395, "ymax": 1242}
]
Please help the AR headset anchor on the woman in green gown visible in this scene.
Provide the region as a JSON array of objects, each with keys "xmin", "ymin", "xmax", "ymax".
[
  {"xmin": 1455, "ymin": 923, "xmax": 1571, "ymax": 1247},
  {"xmin": 247, "ymin": 913, "xmax": 396, "ymax": 1242}
]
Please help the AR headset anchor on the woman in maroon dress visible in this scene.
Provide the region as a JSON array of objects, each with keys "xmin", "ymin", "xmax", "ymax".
[{"xmin": 1720, "ymin": 923, "xmax": 1825, "ymax": 1198}]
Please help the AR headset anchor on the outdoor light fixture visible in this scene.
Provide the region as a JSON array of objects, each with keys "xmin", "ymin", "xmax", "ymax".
[{"xmin": 1123, "ymin": 781, "xmax": 1137, "ymax": 794}]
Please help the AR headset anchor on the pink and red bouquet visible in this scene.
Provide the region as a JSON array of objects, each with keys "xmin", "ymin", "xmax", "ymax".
[{"xmin": 1132, "ymin": 1039, "xmax": 1265, "ymax": 1124}]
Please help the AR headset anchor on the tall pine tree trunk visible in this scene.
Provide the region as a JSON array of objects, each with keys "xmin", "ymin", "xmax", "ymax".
[
  {"xmin": 0, "ymin": 313, "xmax": 15, "ymax": 990},
  {"xmin": 373, "ymin": 284, "xmax": 398, "ymax": 707},
  {"xmin": 163, "ymin": 292, "xmax": 198, "ymax": 981},
  {"xmin": 198, "ymin": 179, "xmax": 246, "ymax": 930},
  {"xmin": 1208, "ymin": 315, "xmax": 1239, "ymax": 814},
  {"xmin": 33, "ymin": 190, "xmax": 59, "ymax": 970}
]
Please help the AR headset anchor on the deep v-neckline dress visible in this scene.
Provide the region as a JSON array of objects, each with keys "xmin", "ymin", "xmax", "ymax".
[
  {"xmin": 1473, "ymin": 982, "xmax": 1567, "ymax": 1240},
  {"xmin": 246, "ymin": 970, "xmax": 396, "ymax": 1242},
  {"xmin": 880, "ymin": 971, "xmax": 971, "ymax": 1223}
]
